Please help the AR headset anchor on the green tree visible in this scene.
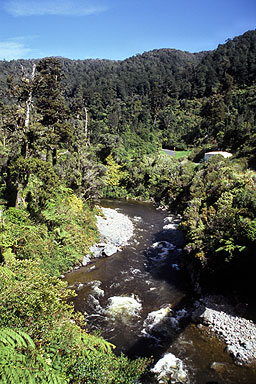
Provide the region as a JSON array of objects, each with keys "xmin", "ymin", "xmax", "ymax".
[
  {"xmin": 105, "ymin": 154, "xmax": 122, "ymax": 187},
  {"xmin": 35, "ymin": 58, "xmax": 72, "ymax": 165}
]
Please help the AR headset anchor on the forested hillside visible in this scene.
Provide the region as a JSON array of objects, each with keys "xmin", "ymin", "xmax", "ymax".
[
  {"xmin": 1, "ymin": 29, "xmax": 256, "ymax": 165},
  {"xmin": 0, "ymin": 30, "xmax": 256, "ymax": 383}
]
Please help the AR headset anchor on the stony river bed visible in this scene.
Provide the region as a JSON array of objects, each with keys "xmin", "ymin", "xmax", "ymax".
[{"xmin": 65, "ymin": 200, "xmax": 256, "ymax": 384}]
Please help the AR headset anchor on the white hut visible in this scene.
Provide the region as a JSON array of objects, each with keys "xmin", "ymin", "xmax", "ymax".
[{"xmin": 204, "ymin": 151, "xmax": 232, "ymax": 161}]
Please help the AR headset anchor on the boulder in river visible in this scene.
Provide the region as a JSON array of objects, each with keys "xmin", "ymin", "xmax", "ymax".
[
  {"xmin": 142, "ymin": 305, "xmax": 179, "ymax": 338},
  {"xmin": 104, "ymin": 294, "xmax": 142, "ymax": 324},
  {"xmin": 103, "ymin": 243, "xmax": 119, "ymax": 256},
  {"xmin": 151, "ymin": 352, "xmax": 188, "ymax": 383}
]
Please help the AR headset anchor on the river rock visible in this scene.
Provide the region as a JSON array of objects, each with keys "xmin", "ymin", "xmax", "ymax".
[
  {"xmin": 90, "ymin": 244, "xmax": 105, "ymax": 258},
  {"xmin": 85, "ymin": 207, "xmax": 134, "ymax": 261},
  {"xmin": 90, "ymin": 280, "xmax": 104, "ymax": 297},
  {"xmin": 96, "ymin": 207, "xmax": 134, "ymax": 246},
  {"xmin": 191, "ymin": 295, "xmax": 256, "ymax": 366},
  {"xmin": 103, "ymin": 244, "xmax": 119, "ymax": 256},
  {"xmin": 192, "ymin": 306, "xmax": 215, "ymax": 325},
  {"xmin": 163, "ymin": 223, "xmax": 179, "ymax": 230},
  {"xmin": 210, "ymin": 362, "xmax": 229, "ymax": 373},
  {"xmin": 82, "ymin": 255, "xmax": 91, "ymax": 266},
  {"xmin": 75, "ymin": 283, "xmax": 84, "ymax": 291},
  {"xmin": 104, "ymin": 294, "xmax": 142, "ymax": 324},
  {"xmin": 151, "ymin": 352, "xmax": 188, "ymax": 383},
  {"xmin": 142, "ymin": 306, "xmax": 179, "ymax": 338}
]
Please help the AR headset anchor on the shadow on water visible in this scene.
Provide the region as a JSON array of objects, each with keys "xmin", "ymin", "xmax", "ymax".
[{"xmin": 65, "ymin": 199, "xmax": 256, "ymax": 384}]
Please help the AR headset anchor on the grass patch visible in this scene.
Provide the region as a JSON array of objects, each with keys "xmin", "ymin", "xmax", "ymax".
[{"xmin": 175, "ymin": 150, "xmax": 191, "ymax": 159}]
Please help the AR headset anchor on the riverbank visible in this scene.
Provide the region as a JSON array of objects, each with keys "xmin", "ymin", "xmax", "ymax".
[
  {"xmin": 81, "ymin": 206, "xmax": 134, "ymax": 265},
  {"xmin": 191, "ymin": 295, "xmax": 256, "ymax": 367}
]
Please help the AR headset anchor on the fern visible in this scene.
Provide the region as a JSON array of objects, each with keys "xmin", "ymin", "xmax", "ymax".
[
  {"xmin": 82, "ymin": 332, "xmax": 115, "ymax": 354},
  {"xmin": 0, "ymin": 328, "xmax": 35, "ymax": 349},
  {"xmin": 0, "ymin": 328, "xmax": 66, "ymax": 384},
  {"xmin": 0, "ymin": 265, "xmax": 15, "ymax": 291},
  {"xmin": 0, "ymin": 266, "xmax": 15, "ymax": 280}
]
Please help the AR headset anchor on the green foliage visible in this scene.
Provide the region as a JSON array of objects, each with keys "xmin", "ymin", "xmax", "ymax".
[
  {"xmin": 108, "ymin": 151, "xmax": 196, "ymax": 205},
  {"xmin": 0, "ymin": 186, "xmax": 98, "ymax": 275},
  {"xmin": 4, "ymin": 206, "xmax": 30, "ymax": 223},
  {"xmin": 175, "ymin": 150, "xmax": 191, "ymax": 159},
  {"xmin": 0, "ymin": 31, "xmax": 255, "ymax": 171},
  {"xmin": 0, "ymin": 327, "xmax": 65, "ymax": 384},
  {"xmin": 216, "ymin": 238, "xmax": 246, "ymax": 262},
  {"xmin": 105, "ymin": 154, "xmax": 123, "ymax": 187},
  {"xmin": 8, "ymin": 156, "xmax": 61, "ymax": 210},
  {"xmin": 41, "ymin": 187, "xmax": 98, "ymax": 273},
  {"xmin": 102, "ymin": 154, "xmax": 128, "ymax": 198},
  {"xmin": 68, "ymin": 349, "xmax": 148, "ymax": 384},
  {"xmin": 0, "ymin": 259, "xmax": 74, "ymax": 335},
  {"xmin": 54, "ymin": 148, "xmax": 105, "ymax": 201},
  {"xmin": 35, "ymin": 58, "xmax": 71, "ymax": 163},
  {"xmin": 180, "ymin": 157, "xmax": 256, "ymax": 291},
  {"xmin": 0, "ymin": 265, "xmax": 15, "ymax": 290}
]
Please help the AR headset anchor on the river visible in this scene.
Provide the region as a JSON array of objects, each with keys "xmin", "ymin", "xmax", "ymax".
[{"xmin": 65, "ymin": 200, "xmax": 256, "ymax": 384}]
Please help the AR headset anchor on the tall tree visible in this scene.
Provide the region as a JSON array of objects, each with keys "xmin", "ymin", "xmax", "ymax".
[{"xmin": 35, "ymin": 57, "xmax": 71, "ymax": 165}]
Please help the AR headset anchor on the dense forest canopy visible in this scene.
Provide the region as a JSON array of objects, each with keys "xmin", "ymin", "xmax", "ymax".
[
  {"xmin": 0, "ymin": 29, "xmax": 255, "ymax": 166},
  {"xmin": 0, "ymin": 29, "xmax": 256, "ymax": 383}
]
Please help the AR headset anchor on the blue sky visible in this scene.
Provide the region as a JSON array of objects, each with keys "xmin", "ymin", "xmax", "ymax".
[{"xmin": 0, "ymin": 0, "xmax": 255, "ymax": 61}]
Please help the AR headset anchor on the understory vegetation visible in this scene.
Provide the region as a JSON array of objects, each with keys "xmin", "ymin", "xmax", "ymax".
[{"xmin": 0, "ymin": 30, "xmax": 255, "ymax": 382}]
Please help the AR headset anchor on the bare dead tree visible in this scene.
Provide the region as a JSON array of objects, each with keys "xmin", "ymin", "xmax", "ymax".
[
  {"xmin": 84, "ymin": 106, "xmax": 90, "ymax": 146},
  {"xmin": 24, "ymin": 63, "xmax": 36, "ymax": 130}
]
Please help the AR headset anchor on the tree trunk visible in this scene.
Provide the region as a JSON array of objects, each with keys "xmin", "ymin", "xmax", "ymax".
[
  {"xmin": 46, "ymin": 148, "xmax": 52, "ymax": 163},
  {"xmin": 84, "ymin": 107, "xmax": 90, "ymax": 146},
  {"xmin": 23, "ymin": 63, "xmax": 36, "ymax": 158},
  {"xmin": 15, "ymin": 183, "xmax": 26, "ymax": 209},
  {"xmin": 24, "ymin": 63, "xmax": 36, "ymax": 130}
]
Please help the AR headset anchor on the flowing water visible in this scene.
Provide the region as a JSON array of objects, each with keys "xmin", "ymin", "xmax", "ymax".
[{"xmin": 65, "ymin": 200, "xmax": 256, "ymax": 384}]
